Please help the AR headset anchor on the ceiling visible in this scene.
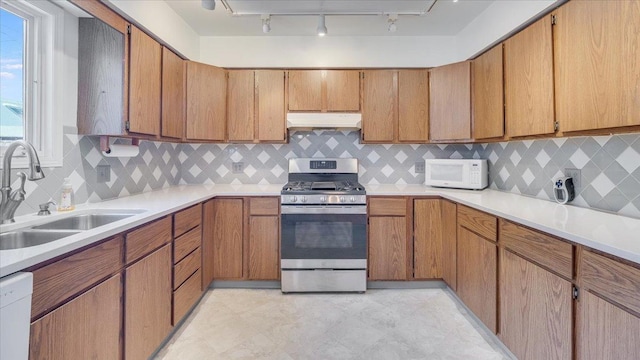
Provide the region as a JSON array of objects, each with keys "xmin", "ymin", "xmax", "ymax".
[{"xmin": 165, "ymin": 0, "xmax": 496, "ymax": 37}]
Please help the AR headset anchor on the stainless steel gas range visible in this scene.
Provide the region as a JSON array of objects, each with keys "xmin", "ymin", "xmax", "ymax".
[{"xmin": 280, "ymin": 158, "xmax": 367, "ymax": 293}]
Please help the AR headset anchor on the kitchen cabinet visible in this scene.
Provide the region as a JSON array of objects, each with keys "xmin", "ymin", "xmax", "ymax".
[
  {"xmin": 247, "ymin": 197, "xmax": 280, "ymax": 280},
  {"xmin": 288, "ymin": 70, "xmax": 360, "ymax": 112},
  {"xmin": 429, "ymin": 61, "xmax": 472, "ymax": 141},
  {"xmin": 472, "ymin": 45, "xmax": 504, "ymax": 140},
  {"xmin": 441, "ymin": 200, "xmax": 457, "ymax": 290},
  {"xmin": 368, "ymin": 197, "xmax": 411, "ymax": 280},
  {"xmin": 504, "ymin": 15, "xmax": 555, "ymax": 138},
  {"xmin": 202, "ymin": 200, "xmax": 216, "ymax": 288},
  {"xmin": 413, "ymin": 199, "xmax": 443, "ymax": 279},
  {"xmin": 30, "ymin": 274, "xmax": 122, "ymax": 360},
  {"xmin": 456, "ymin": 205, "xmax": 497, "ymax": 333},
  {"xmin": 554, "ymin": 1, "xmax": 640, "ymax": 133},
  {"xmin": 576, "ymin": 248, "xmax": 640, "ymax": 359},
  {"xmin": 498, "ymin": 220, "xmax": 574, "ymax": 360},
  {"xmin": 362, "ymin": 70, "xmax": 396, "ymax": 143},
  {"xmin": 398, "ymin": 69, "xmax": 429, "ymax": 142},
  {"xmin": 210, "ymin": 198, "xmax": 244, "ymax": 279},
  {"xmin": 161, "ymin": 47, "xmax": 185, "ymax": 139},
  {"xmin": 227, "ymin": 70, "xmax": 287, "ymax": 142},
  {"xmin": 129, "ymin": 25, "xmax": 162, "ymax": 136},
  {"xmin": 186, "ymin": 61, "xmax": 227, "ymax": 141}
]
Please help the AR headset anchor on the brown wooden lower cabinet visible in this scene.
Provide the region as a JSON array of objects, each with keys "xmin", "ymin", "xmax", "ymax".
[
  {"xmin": 248, "ymin": 215, "xmax": 280, "ymax": 280},
  {"xmin": 499, "ymin": 249, "xmax": 572, "ymax": 360},
  {"xmin": 30, "ymin": 274, "xmax": 122, "ymax": 360},
  {"xmin": 413, "ymin": 199, "xmax": 443, "ymax": 279},
  {"xmin": 456, "ymin": 226, "xmax": 497, "ymax": 333},
  {"xmin": 125, "ymin": 244, "xmax": 172, "ymax": 360},
  {"xmin": 368, "ymin": 216, "xmax": 408, "ymax": 280},
  {"xmin": 441, "ymin": 200, "xmax": 457, "ymax": 291},
  {"xmin": 211, "ymin": 198, "xmax": 244, "ymax": 279}
]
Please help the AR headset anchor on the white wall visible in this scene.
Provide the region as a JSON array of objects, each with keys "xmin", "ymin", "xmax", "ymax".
[
  {"xmin": 107, "ymin": 0, "xmax": 200, "ymax": 60},
  {"xmin": 199, "ymin": 36, "xmax": 458, "ymax": 68},
  {"xmin": 456, "ymin": 0, "xmax": 558, "ymax": 59}
]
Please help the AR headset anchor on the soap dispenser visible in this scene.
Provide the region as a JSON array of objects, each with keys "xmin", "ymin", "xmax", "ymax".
[{"xmin": 57, "ymin": 178, "xmax": 75, "ymax": 211}]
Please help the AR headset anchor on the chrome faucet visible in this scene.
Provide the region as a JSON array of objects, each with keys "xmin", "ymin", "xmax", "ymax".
[{"xmin": 1, "ymin": 140, "xmax": 45, "ymax": 224}]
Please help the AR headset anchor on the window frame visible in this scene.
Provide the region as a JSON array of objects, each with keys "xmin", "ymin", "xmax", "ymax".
[{"xmin": 0, "ymin": 0, "xmax": 64, "ymax": 169}]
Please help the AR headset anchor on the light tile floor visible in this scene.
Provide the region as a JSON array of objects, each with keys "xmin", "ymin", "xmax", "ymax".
[{"xmin": 155, "ymin": 289, "xmax": 512, "ymax": 360}]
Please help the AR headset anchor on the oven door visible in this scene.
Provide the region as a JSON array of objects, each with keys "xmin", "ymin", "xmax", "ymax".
[{"xmin": 281, "ymin": 206, "xmax": 367, "ymax": 266}]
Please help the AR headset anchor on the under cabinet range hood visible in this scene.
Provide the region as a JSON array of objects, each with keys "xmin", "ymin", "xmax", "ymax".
[{"xmin": 286, "ymin": 113, "xmax": 362, "ymax": 130}]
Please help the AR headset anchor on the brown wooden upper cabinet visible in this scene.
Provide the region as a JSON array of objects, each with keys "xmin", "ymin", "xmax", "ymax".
[
  {"xmin": 362, "ymin": 70, "xmax": 396, "ymax": 143},
  {"xmin": 186, "ymin": 61, "xmax": 227, "ymax": 141},
  {"xmin": 398, "ymin": 70, "xmax": 429, "ymax": 142},
  {"xmin": 287, "ymin": 70, "xmax": 360, "ymax": 112},
  {"xmin": 429, "ymin": 61, "xmax": 472, "ymax": 141},
  {"xmin": 504, "ymin": 15, "xmax": 555, "ymax": 138},
  {"xmin": 161, "ymin": 47, "xmax": 185, "ymax": 139},
  {"xmin": 554, "ymin": 1, "xmax": 640, "ymax": 133},
  {"xmin": 472, "ymin": 45, "xmax": 504, "ymax": 140},
  {"xmin": 129, "ymin": 25, "xmax": 162, "ymax": 136},
  {"xmin": 227, "ymin": 70, "xmax": 286, "ymax": 142}
]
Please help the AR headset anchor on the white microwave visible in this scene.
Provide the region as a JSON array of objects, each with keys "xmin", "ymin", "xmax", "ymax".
[{"xmin": 424, "ymin": 159, "xmax": 488, "ymax": 190}]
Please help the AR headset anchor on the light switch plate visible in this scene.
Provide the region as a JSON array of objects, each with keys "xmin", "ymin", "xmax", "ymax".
[
  {"xmin": 564, "ymin": 168, "xmax": 581, "ymax": 190},
  {"xmin": 97, "ymin": 164, "xmax": 110, "ymax": 183},
  {"xmin": 232, "ymin": 162, "xmax": 244, "ymax": 173}
]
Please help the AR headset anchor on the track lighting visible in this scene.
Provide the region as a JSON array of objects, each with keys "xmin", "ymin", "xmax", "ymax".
[
  {"xmin": 201, "ymin": 0, "xmax": 215, "ymax": 10},
  {"xmin": 261, "ymin": 14, "xmax": 271, "ymax": 33},
  {"xmin": 387, "ymin": 14, "xmax": 398, "ymax": 33},
  {"xmin": 317, "ymin": 15, "xmax": 327, "ymax": 36}
]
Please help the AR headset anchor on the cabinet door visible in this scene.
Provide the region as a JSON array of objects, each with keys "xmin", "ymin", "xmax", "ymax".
[
  {"xmin": 30, "ymin": 274, "xmax": 122, "ymax": 360},
  {"xmin": 429, "ymin": 61, "xmax": 471, "ymax": 141},
  {"xmin": 186, "ymin": 61, "xmax": 226, "ymax": 141},
  {"xmin": 202, "ymin": 200, "xmax": 216, "ymax": 289},
  {"xmin": 555, "ymin": 1, "xmax": 640, "ymax": 132},
  {"xmin": 256, "ymin": 70, "xmax": 286, "ymax": 141},
  {"xmin": 398, "ymin": 69, "xmax": 429, "ymax": 142},
  {"xmin": 441, "ymin": 200, "xmax": 457, "ymax": 290},
  {"xmin": 362, "ymin": 70, "xmax": 396, "ymax": 142},
  {"xmin": 369, "ymin": 216, "xmax": 408, "ymax": 280},
  {"xmin": 228, "ymin": 70, "xmax": 255, "ymax": 141},
  {"xmin": 288, "ymin": 70, "xmax": 322, "ymax": 111},
  {"xmin": 248, "ymin": 216, "xmax": 280, "ymax": 280},
  {"xmin": 125, "ymin": 244, "xmax": 172, "ymax": 360},
  {"xmin": 414, "ymin": 199, "xmax": 442, "ymax": 279},
  {"xmin": 212, "ymin": 198, "xmax": 244, "ymax": 279},
  {"xmin": 161, "ymin": 47, "xmax": 185, "ymax": 139},
  {"xmin": 457, "ymin": 226, "xmax": 497, "ymax": 333},
  {"xmin": 326, "ymin": 70, "xmax": 360, "ymax": 111},
  {"xmin": 499, "ymin": 249, "xmax": 572, "ymax": 360},
  {"xmin": 129, "ymin": 25, "xmax": 161, "ymax": 136},
  {"xmin": 577, "ymin": 290, "xmax": 640, "ymax": 359},
  {"xmin": 473, "ymin": 45, "xmax": 504, "ymax": 140},
  {"xmin": 504, "ymin": 16, "xmax": 555, "ymax": 137}
]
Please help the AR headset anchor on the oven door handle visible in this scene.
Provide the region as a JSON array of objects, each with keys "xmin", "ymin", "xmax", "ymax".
[{"xmin": 281, "ymin": 206, "xmax": 367, "ymax": 215}]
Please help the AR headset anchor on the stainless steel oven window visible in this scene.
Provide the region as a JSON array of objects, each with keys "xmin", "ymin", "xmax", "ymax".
[{"xmin": 294, "ymin": 222, "xmax": 353, "ymax": 249}]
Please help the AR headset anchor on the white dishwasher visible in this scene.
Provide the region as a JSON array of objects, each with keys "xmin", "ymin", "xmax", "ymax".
[{"xmin": 1, "ymin": 272, "xmax": 33, "ymax": 360}]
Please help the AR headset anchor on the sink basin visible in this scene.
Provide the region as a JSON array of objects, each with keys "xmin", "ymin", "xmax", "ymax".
[
  {"xmin": 31, "ymin": 213, "xmax": 136, "ymax": 231},
  {"xmin": 0, "ymin": 230, "xmax": 81, "ymax": 250}
]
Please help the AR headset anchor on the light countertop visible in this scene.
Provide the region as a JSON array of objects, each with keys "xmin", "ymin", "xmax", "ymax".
[{"xmin": 2, "ymin": 183, "xmax": 639, "ymax": 277}]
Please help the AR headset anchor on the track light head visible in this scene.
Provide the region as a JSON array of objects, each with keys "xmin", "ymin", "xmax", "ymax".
[
  {"xmin": 201, "ymin": 0, "xmax": 215, "ymax": 10},
  {"xmin": 317, "ymin": 15, "xmax": 327, "ymax": 36},
  {"xmin": 261, "ymin": 14, "xmax": 271, "ymax": 33},
  {"xmin": 387, "ymin": 14, "xmax": 398, "ymax": 33}
]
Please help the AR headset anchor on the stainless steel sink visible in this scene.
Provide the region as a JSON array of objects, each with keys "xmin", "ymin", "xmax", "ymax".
[
  {"xmin": 31, "ymin": 213, "xmax": 135, "ymax": 231},
  {"xmin": 0, "ymin": 230, "xmax": 81, "ymax": 250}
]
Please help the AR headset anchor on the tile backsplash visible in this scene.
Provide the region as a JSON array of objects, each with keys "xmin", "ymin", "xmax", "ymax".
[{"xmin": 6, "ymin": 127, "xmax": 640, "ymax": 220}]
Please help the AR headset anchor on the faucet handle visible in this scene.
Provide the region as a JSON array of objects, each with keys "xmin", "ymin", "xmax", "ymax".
[
  {"xmin": 9, "ymin": 172, "xmax": 27, "ymax": 201},
  {"xmin": 38, "ymin": 201, "xmax": 56, "ymax": 216}
]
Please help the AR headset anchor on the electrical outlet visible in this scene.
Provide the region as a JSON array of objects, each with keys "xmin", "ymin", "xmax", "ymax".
[
  {"xmin": 232, "ymin": 162, "xmax": 244, "ymax": 173},
  {"xmin": 415, "ymin": 161, "xmax": 425, "ymax": 174},
  {"xmin": 96, "ymin": 164, "xmax": 110, "ymax": 183},
  {"xmin": 564, "ymin": 168, "xmax": 581, "ymax": 190}
]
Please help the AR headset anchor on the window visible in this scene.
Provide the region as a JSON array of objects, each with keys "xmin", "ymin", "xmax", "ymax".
[{"xmin": 0, "ymin": 0, "xmax": 64, "ymax": 167}]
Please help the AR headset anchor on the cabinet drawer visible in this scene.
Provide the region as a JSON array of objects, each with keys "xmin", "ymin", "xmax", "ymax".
[
  {"xmin": 499, "ymin": 220, "xmax": 573, "ymax": 279},
  {"xmin": 174, "ymin": 204, "xmax": 202, "ymax": 238},
  {"xmin": 173, "ymin": 269, "xmax": 202, "ymax": 325},
  {"xmin": 249, "ymin": 197, "xmax": 279, "ymax": 216},
  {"xmin": 31, "ymin": 236, "xmax": 124, "ymax": 320},
  {"xmin": 580, "ymin": 249, "xmax": 640, "ymax": 315},
  {"xmin": 126, "ymin": 216, "xmax": 172, "ymax": 264},
  {"xmin": 174, "ymin": 225, "xmax": 201, "ymax": 264},
  {"xmin": 369, "ymin": 197, "xmax": 406, "ymax": 216},
  {"xmin": 457, "ymin": 205, "xmax": 497, "ymax": 241},
  {"xmin": 174, "ymin": 247, "xmax": 201, "ymax": 290}
]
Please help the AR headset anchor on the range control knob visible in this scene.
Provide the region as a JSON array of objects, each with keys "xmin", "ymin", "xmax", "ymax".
[
  {"xmin": 301, "ymin": 196, "xmax": 307, "ymax": 203},
  {"xmin": 320, "ymin": 196, "xmax": 327, "ymax": 202},
  {"xmin": 339, "ymin": 196, "xmax": 346, "ymax": 203},
  {"xmin": 289, "ymin": 196, "xmax": 297, "ymax": 202},
  {"xmin": 350, "ymin": 196, "xmax": 356, "ymax": 203}
]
